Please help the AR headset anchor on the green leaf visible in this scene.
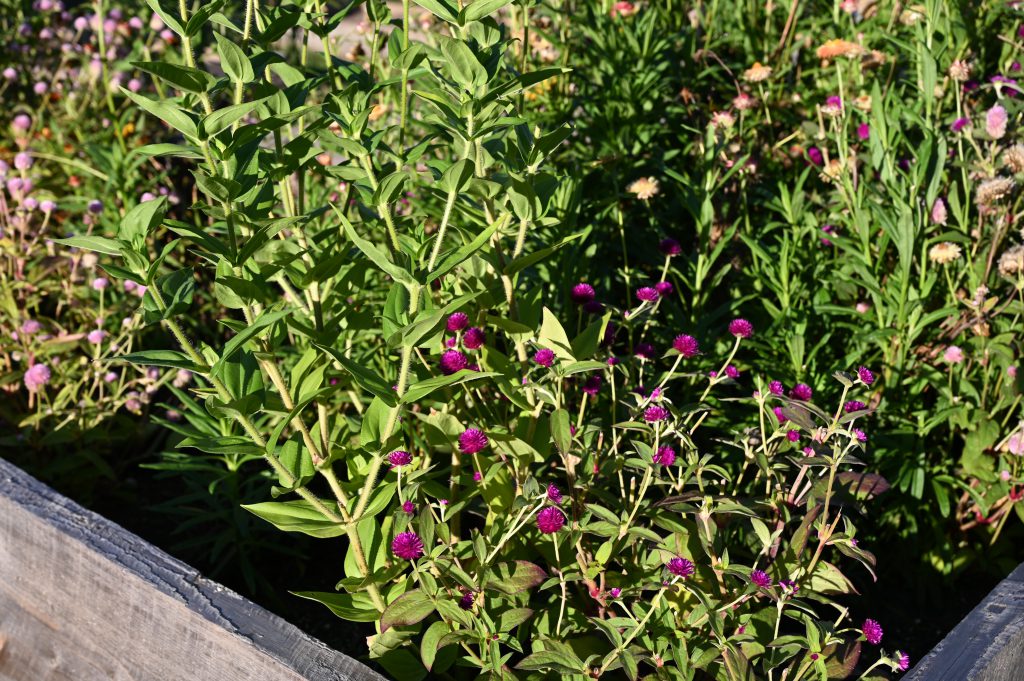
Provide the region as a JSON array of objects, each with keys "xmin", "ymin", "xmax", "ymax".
[
  {"xmin": 413, "ymin": 0, "xmax": 458, "ymax": 22},
  {"xmin": 516, "ymin": 644, "xmax": 586, "ymax": 674},
  {"xmin": 461, "ymin": 0, "xmax": 508, "ymax": 22},
  {"xmin": 144, "ymin": 0, "xmax": 185, "ymax": 36},
  {"xmin": 318, "ymin": 345, "xmax": 398, "ymax": 407},
  {"xmin": 291, "ymin": 591, "xmax": 381, "ymax": 622},
  {"xmin": 539, "ymin": 307, "xmax": 575, "ymax": 361},
  {"xmin": 131, "ymin": 61, "xmax": 215, "ymax": 94},
  {"xmin": 110, "ymin": 349, "xmax": 203, "ymax": 372},
  {"xmin": 497, "ymin": 608, "xmax": 534, "ymax": 632},
  {"xmin": 401, "ymin": 369, "xmax": 499, "ymax": 404},
  {"xmin": 52, "ymin": 235, "xmax": 123, "ymax": 256},
  {"xmin": 119, "ymin": 197, "xmax": 167, "ymax": 249},
  {"xmin": 215, "ymin": 309, "xmax": 291, "ymax": 367},
  {"xmin": 143, "ymin": 268, "xmax": 195, "ymax": 322},
  {"xmin": 380, "ymin": 589, "xmax": 435, "ymax": 632},
  {"xmin": 130, "ymin": 143, "xmax": 204, "ymax": 159},
  {"xmin": 428, "ymin": 215, "xmax": 506, "ymax": 283},
  {"xmin": 486, "ymin": 561, "xmax": 547, "ymax": 595},
  {"xmin": 201, "ymin": 100, "xmax": 264, "ymax": 138},
  {"xmin": 420, "ymin": 620, "xmax": 448, "ymax": 671},
  {"xmin": 503, "ymin": 230, "xmax": 585, "ymax": 276},
  {"xmin": 213, "ymin": 32, "xmax": 254, "ymax": 83},
  {"xmin": 242, "ymin": 499, "xmax": 345, "ymax": 538},
  {"xmin": 334, "ymin": 204, "xmax": 416, "ymax": 286},
  {"xmin": 123, "ymin": 89, "xmax": 198, "ymax": 138},
  {"xmin": 440, "ymin": 38, "xmax": 487, "ymax": 89},
  {"xmin": 550, "ymin": 408, "xmax": 571, "ymax": 455}
]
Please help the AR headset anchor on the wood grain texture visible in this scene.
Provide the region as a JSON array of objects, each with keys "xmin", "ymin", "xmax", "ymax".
[
  {"xmin": 906, "ymin": 563, "xmax": 1024, "ymax": 681},
  {"xmin": 0, "ymin": 457, "xmax": 386, "ymax": 681}
]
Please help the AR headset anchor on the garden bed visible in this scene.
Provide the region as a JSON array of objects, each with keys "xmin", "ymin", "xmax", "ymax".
[{"xmin": 0, "ymin": 457, "xmax": 383, "ymax": 681}]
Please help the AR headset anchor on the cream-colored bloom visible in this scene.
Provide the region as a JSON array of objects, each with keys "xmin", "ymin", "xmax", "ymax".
[
  {"xmin": 929, "ymin": 242, "xmax": 962, "ymax": 264},
  {"xmin": 949, "ymin": 60, "xmax": 971, "ymax": 82},
  {"xmin": 628, "ymin": 177, "xmax": 660, "ymax": 200},
  {"xmin": 816, "ymin": 39, "xmax": 863, "ymax": 60},
  {"xmin": 743, "ymin": 62, "xmax": 772, "ymax": 83},
  {"xmin": 999, "ymin": 245, "xmax": 1024, "ymax": 278},
  {"xmin": 976, "ymin": 177, "xmax": 1015, "ymax": 207},
  {"xmin": 1003, "ymin": 145, "xmax": 1024, "ymax": 174}
]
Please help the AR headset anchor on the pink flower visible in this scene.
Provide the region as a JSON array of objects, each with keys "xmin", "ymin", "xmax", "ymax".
[
  {"xmin": 858, "ymin": 366, "xmax": 874, "ymax": 385},
  {"xmin": 673, "ymin": 334, "xmax": 699, "ymax": 357},
  {"xmin": 439, "ymin": 349, "xmax": 468, "ymax": 375},
  {"xmin": 896, "ymin": 651, "xmax": 910, "ymax": 672},
  {"xmin": 446, "ymin": 312, "xmax": 469, "ymax": 332},
  {"xmin": 1007, "ymin": 432, "xmax": 1024, "ymax": 456},
  {"xmin": 808, "ymin": 147, "xmax": 824, "ymax": 166},
  {"xmin": 388, "ymin": 450, "xmax": 413, "ymax": 468},
  {"xmin": 667, "ymin": 557, "xmax": 695, "ymax": 578},
  {"xmin": 862, "ymin": 618, "xmax": 883, "ymax": 645},
  {"xmin": 655, "ymin": 281, "xmax": 674, "ymax": 297},
  {"xmin": 546, "ymin": 484, "xmax": 562, "ymax": 503},
  {"xmin": 931, "ymin": 198, "xmax": 948, "ymax": 225},
  {"xmin": 653, "ymin": 446, "xmax": 676, "ymax": 466},
  {"xmin": 533, "ymin": 348, "xmax": 555, "ymax": 367},
  {"xmin": 856, "ymin": 123, "xmax": 870, "ymax": 140},
  {"xmin": 951, "ymin": 117, "xmax": 969, "ymax": 133},
  {"xmin": 845, "ymin": 400, "xmax": 867, "ymax": 413},
  {"xmin": 20, "ymin": 319, "xmax": 42, "ymax": 335},
  {"xmin": 725, "ymin": 365, "xmax": 740, "ymax": 379},
  {"xmin": 459, "ymin": 428, "xmax": 488, "ymax": 454},
  {"xmin": 537, "ymin": 507, "xmax": 565, "ymax": 533},
  {"xmin": 609, "ymin": 587, "xmax": 622, "ymax": 597},
  {"xmin": 728, "ymin": 318, "xmax": 754, "ymax": 338},
  {"xmin": 391, "ymin": 531, "xmax": 424, "ymax": 560},
  {"xmin": 582, "ymin": 375, "xmax": 602, "ymax": 395},
  {"xmin": 570, "ymin": 283, "xmax": 596, "ymax": 305},
  {"xmin": 463, "ymin": 327, "xmax": 485, "ymax": 349},
  {"xmin": 790, "ymin": 383, "xmax": 813, "ymax": 401},
  {"xmin": 787, "ymin": 429, "xmax": 800, "ymax": 442},
  {"xmin": 87, "ymin": 329, "xmax": 106, "ymax": 344},
  {"xmin": 472, "ymin": 471, "xmax": 482, "ymax": 482},
  {"xmin": 750, "ymin": 570, "xmax": 771, "ymax": 588},
  {"xmin": 13, "ymin": 152, "xmax": 32, "ymax": 170},
  {"xmin": 401, "ymin": 500, "xmax": 416, "ymax": 514},
  {"xmin": 944, "ymin": 345, "xmax": 964, "ymax": 364},
  {"xmin": 635, "ymin": 286, "xmax": 659, "ymax": 302},
  {"xmin": 24, "ymin": 363, "xmax": 51, "ymax": 391},
  {"xmin": 768, "ymin": 380, "xmax": 784, "ymax": 396},
  {"xmin": 644, "ymin": 405, "xmax": 669, "ymax": 422},
  {"xmin": 987, "ymin": 104, "xmax": 1008, "ymax": 139},
  {"xmin": 659, "ymin": 237, "xmax": 682, "ymax": 256},
  {"xmin": 773, "ymin": 406, "xmax": 788, "ymax": 423}
]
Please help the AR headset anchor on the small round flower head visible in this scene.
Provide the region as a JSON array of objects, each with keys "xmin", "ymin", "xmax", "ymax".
[
  {"xmin": 725, "ymin": 365, "xmax": 740, "ymax": 379},
  {"xmin": 857, "ymin": 366, "xmax": 874, "ymax": 385},
  {"xmin": 582, "ymin": 375, "xmax": 602, "ymax": 395},
  {"xmin": 87, "ymin": 199, "xmax": 103, "ymax": 214},
  {"xmin": 459, "ymin": 428, "xmax": 488, "ymax": 455},
  {"xmin": 609, "ymin": 587, "xmax": 622, "ymax": 598},
  {"xmin": 667, "ymin": 557, "xmax": 695, "ymax": 578},
  {"xmin": 40, "ymin": 199, "xmax": 56, "ymax": 213},
  {"xmin": 2, "ymin": 67, "xmax": 16, "ymax": 80},
  {"xmin": 537, "ymin": 506, "xmax": 565, "ymax": 534},
  {"xmin": 463, "ymin": 327, "xmax": 485, "ymax": 349},
  {"xmin": 845, "ymin": 400, "xmax": 867, "ymax": 413},
  {"xmin": 401, "ymin": 500, "xmax": 416, "ymax": 514},
  {"xmin": 728, "ymin": 318, "xmax": 754, "ymax": 338},
  {"xmin": 627, "ymin": 176, "xmax": 659, "ymax": 200},
  {"xmin": 13, "ymin": 152, "xmax": 32, "ymax": 171},
  {"xmin": 750, "ymin": 569, "xmax": 772, "ymax": 588},
  {"xmin": 24, "ymin": 363, "xmax": 52, "ymax": 391},
  {"xmin": 635, "ymin": 286, "xmax": 659, "ymax": 302},
  {"xmin": 9, "ymin": 114, "xmax": 28, "ymax": 132},
  {"xmin": 778, "ymin": 579, "xmax": 799, "ymax": 595},
  {"xmin": 653, "ymin": 446, "xmax": 676, "ymax": 466},
  {"xmin": 388, "ymin": 450, "xmax": 413, "ymax": 468},
  {"xmin": 634, "ymin": 342, "xmax": 656, "ymax": 360},
  {"xmin": 786, "ymin": 429, "xmax": 800, "ymax": 442},
  {"xmin": 857, "ymin": 122, "xmax": 871, "ymax": 140},
  {"xmin": 944, "ymin": 345, "xmax": 964, "ymax": 364},
  {"xmin": 103, "ymin": 371, "xmax": 119, "ymax": 383},
  {"xmin": 446, "ymin": 311, "xmax": 469, "ymax": 332},
  {"xmin": 20, "ymin": 319, "xmax": 42, "ymax": 335},
  {"xmin": 862, "ymin": 618, "xmax": 883, "ymax": 645},
  {"xmin": 931, "ymin": 198, "xmax": 948, "ymax": 225},
  {"xmin": 546, "ymin": 484, "xmax": 562, "ymax": 503},
  {"xmin": 87, "ymin": 329, "xmax": 106, "ymax": 344},
  {"xmin": 773, "ymin": 406, "xmax": 788, "ymax": 423},
  {"xmin": 659, "ymin": 237, "xmax": 682, "ymax": 256},
  {"xmin": 654, "ymin": 281, "xmax": 674, "ymax": 297},
  {"xmin": 987, "ymin": 104, "xmax": 1008, "ymax": 139},
  {"xmin": 570, "ymin": 283, "xmax": 596, "ymax": 305},
  {"xmin": 673, "ymin": 334, "xmax": 699, "ymax": 357},
  {"xmin": 391, "ymin": 531, "xmax": 424, "ymax": 560},
  {"xmin": 644, "ymin": 405, "xmax": 670, "ymax": 422},
  {"xmin": 439, "ymin": 349, "xmax": 468, "ymax": 375},
  {"xmin": 458, "ymin": 591, "xmax": 474, "ymax": 610},
  {"xmin": 472, "ymin": 471, "xmax": 482, "ymax": 482},
  {"xmin": 808, "ymin": 147, "xmax": 824, "ymax": 166},
  {"xmin": 951, "ymin": 117, "xmax": 969, "ymax": 133},
  {"xmin": 790, "ymin": 383, "xmax": 813, "ymax": 401},
  {"xmin": 583, "ymin": 300, "xmax": 605, "ymax": 315},
  {"xmin": 533, "ymin": 348, "xmax": 555, "ymax": 367},
  {"xmin": 853, "ymin": 428, "xmax": 867, "ymax": 442},
  {"xmin": 895, "ymin": 651, "xmax": 910, "ymax": 672},
  {"xmin": 768, "ymin": 380, "xmax": 785, "ymax": 396},
  {"xmin": 33, "ymin": 81, "xmax": 47, "ymax": 95}
]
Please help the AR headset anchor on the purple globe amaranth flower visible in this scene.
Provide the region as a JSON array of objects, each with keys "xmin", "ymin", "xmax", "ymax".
[
  {"xmin": 725, "ymin": 365, "xmax": 740, "ymax": 379},
  {"xmin": 87, "ymin": 329, "xmax": 106, "ymax": 344},
  {"xmin": 768, "ymin": 380, "xmax": 784, "ymax": 396},
  {"xmin": 12, "ymin": 114, "xmax": 31, "ymax": 131},
  {"xmin": 570, "ymin": 283, "xmax": 596, "ymax": 305},
  {"xmin": 635, "ymin": 286, "xmax": 659, "ymax": 302},
  {"xmin": 896, "ymin": 651, "xmax": 910, "ymax": 671},
  {"xmin": 821, "ymin": 224, "xmax": 837, "ymax": 247},
  {"xmin": 659, "ymin": 237, "xmax": 682, "ymax": 256},
  {"xmin": 807, "ymin": 147, "xmax": 824, "ymax": 166},
  {"xmin": 844, "ymin": 400, "xmax": 867, "ymax": 413},
  {"xmin": 391, "ymin": 531, "xmax": 424, "ymax": 560},
  {"xmin": 857, "ymin": 122, "xmax": 870, "ymax": 140},
  {"xmin": 728, "ymin": 318, "xmax": 754, "ymax": 338},
  {"xmin": 644, "ymin": 405, "xmax": 670, "ymax": 422},
  {"xmin": 87, "ymin": 199, "xmax": 103, "ymax": 214},
  {"xmin": 20, "ymin": 319, "xmax": 42, "ymax": 335},
  {"xmin": 655, "ymin": 281, "xmax": 674, "ymax": 297},
  {"xmin": 951, "ymin": 117, "xmax": 969, "ymax": 133},
  {"xmin": 773, "ymin": 406, "xmax": 788, "ymax": 423},
  {"xmin": 609, "ymin": 587, "xmax": 622, "ymax": 598},
  {"xmin": 673, "ymin": 334, "xmax": 699, "ymax": 357},
  {"xmin": 667, "ymin": 557, "xmax": 695, "ymax": 578},
  {"xmin": 778, "ymin": 579, "xmax": 799, "ymax": 594},
  {"xmin": 388, "ymin": 450, "xmax": 413, "ymax": 467},
  {"xmin": 472, "ymin": 471, "xmax": 482, "ymax": 482},
  {"xmin": 537, "ymin": 506, "xmax": 565, "ymax": 534},
  {"xmin": 858, "ymin": 366, "xmax": 874, "ymax": 385},
  {"xmin": 634, "ymin": 342, "xmax": 656, "ymax": 360},
  {"xmin": 459, "ymin": 428, "xmax": 488, "ymax": 454},
  {"xmin": 583, "ymin": 300, "xmax": 605, "ymax": 315},
  {"xmin": 931, "ymin": 198, "xmax": 947, "ymax": 225},
  {"xmin": 24, "ymin": 363, "xmax": 52, "ymax": 392},
  {"xmin": 582, "ymin": 375, "xmax": 602, "ymax": 395},
  {"xmin": 987, "ymin": 104, "xmax": 1009, "ymax": 139},
  {"xmin": 458, "ymin": 591, "xmax": 474, "ymax": 610},
  {"xmin": 40, "ymin": 199, "xmax": 56, "ymax": 213},
  {"xmin": 790, "ymin": 383, "xmax": 813, "ymax": 401},
  {"xmin": 546, "ymin": 484, "xmax": 562, "ymax": 503},
  {"xmin": 534, "ymin": 348, "xmax": 555, "ymax": 367},
  {"xmin": 401, "ymin": 500, "xmax": 416, "ymax": 514},
  {"xmin": 750, "ymin": 569, "xmax": 772, "ymax": 588},
  {"xmin": 91, "ymin": 277, "xmax": 109, "ymax": 291},
  {"xmin": 439, "ymin": 349, "xmax": 468, "ymax": 375},
  {"xmin": 462, "ymin": 327, "xmax": 485, "ymax": 349},
  {"xmin": 13, "ymin": 152, "xmax": 32, "ymax": 171},
  {"xmin": 862, "ymin": 618, "xmax": 884, "ymax": 645},
  {"xmin": 853, "ymin": 428, "xmax": 867, "ymax": 442},
  {"xmin": 653, "ymin": 446, "xmax": 676, "ymax": 466},
  {"xmin": 446, "ymin": 311, "xmax": 469, "ymax": 332},
  {"xmin": 786, "ymin": 429, "xmax": 800, "ymax": 442}
]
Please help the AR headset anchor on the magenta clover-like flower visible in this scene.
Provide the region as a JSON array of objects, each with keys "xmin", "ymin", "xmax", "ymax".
[
  {"xmin": 844, "ymin": 400, "xmax": 867, "ymax": 413},
  {"xmin": 644, "ymin": 405, "xmax": 670, "ymax": 422},
  {"xmin": 858, "ymin": 366, "xmax": 874, "ymax": 385},
  {"xmin": 673, "ymin": 334, "xmax": 699, "ymax": 357},
  {"xmin": 862, "ymin": 618, "xmax": 884, "ymax": 645},
  {"xmin": 458, "ymin": 592, "xmax": 475, "ymax": 610},
  {"xmin": 896, "ymin": 651, "xmax": 910, "ymax": 672},
  {"xmin": 546, "ymin": 484, "xmax": 562, "ymax": 503},
  {"xmin": 388, "ymin": 450, "xmax": 413, "ymax": 468},
  {"xmin": 446, "ymin": 311, "xmax": 469, "ymax": 332},
  {"xmin": 786, "ymin": 430, "xmax": 800, "ymax": 442},
  {"xmin": 768, "ymin": 380, "xmax": 784, "ymax": 396},
  {"xmin": 750, "ymin": 569, "xmax": 772, "ymax": 589},
  {"xmin": 667, "ymin": 557, "xmax": 695, "ymax": 578},
  {"xmin": 655, "ymin": 281, "xmax": 674, "ymax": 297},
  {"xmin": 534, "ymin": 348, "xmax": 555, "ymax": 367},
  {"xmin": 459, "ymin": 428, "xmax": 488, "ymax": 455},
  {"xmin": 582, "ymin": 375, "xmax": 602, "ymax": 395},
  {"xmin": 570, "ymin": 283, "xmax": 596, "ymax": 305},
  {"xmin": 653, "ymin": 446, "xmax": 676, "ymax": 466},
  {"xmin": 24, "ymin": 363, "xmax": 51, "ymax": 392},
  {"xmin": 728, "ymin": 318, "xmax": 754, "ymax": 338},
  {"xmin": 790, "ymin": 383, "xmax": 813, "ymax": 401},
  {"xmin": 391, "ymin": 531, "xmax": 424, "ymax": 560},
  {"xmin": 773, "ymin": 406, "xmax": 788, "ymax": 423},
  {"xmin": 609, "ymin": 587, "xmax": 622, "ymax": 598},
  {"xmin": 401, "ymin": 500, "xmax": 416, "ymax": 514},
  {"xmin": 463, "ymin": 327, "xmax": 485, "ymax": 349},
  {"xmin": 537, "ymin": 506, "xmax": 566, "ymax": 534},
  {"xmin": 659, "ymin": 237, "xmax": 682, "ymax": 256},
  {"xmin": 439, "ymin": 349, "xmax": 469, "ymax": 375},
  {"xmin": 635, "ymin": 286, "xmax": 659, "ymax": 302},
  {"xmin": 725, "ymin": 365, "xmax": 740, "ymax": 379}
]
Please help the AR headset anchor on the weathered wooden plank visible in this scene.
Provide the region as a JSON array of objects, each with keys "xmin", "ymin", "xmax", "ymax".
[
  {"xmin": 907, "ymin": 563, "xmax": 1024, "ymax": 681},
  {"xmin": 0, "ymin": 457, "xmax": 386, "ymax": 681}
]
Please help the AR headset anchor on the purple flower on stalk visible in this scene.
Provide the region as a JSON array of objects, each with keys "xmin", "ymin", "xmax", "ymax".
[
  {"xmin": 636, "ymin": 286, "xmax": 659, "ymax": 302},
  {"xmin": 634, "ymin": 342, "xmax": 656, "ymax": 359},
  {"xmin": 778, "ymin": 579, "xmax": 799, "ymax": 595},
  {"xmin": 644, "ymin": 405, "xmax": 670, "ymax": 422},
  {"xmin": 24, "ymin": 363, "xmax": 51, "ymax": 392},
  {"xmin": 13, "ymin": 152, "xmax": 32, "ymax": 170},
  {"xmin": 570, "ymin": 283, "xmax": 596, "ymax": 305},
  {"xmin": 655, "ymin": 281, "xmax": 674, "ymax": 297},
  {"xmin": 853, "ymin": 428, "xmax": 867, "ymax": 442},
  {"xmin": 87, "ymin": 329, "xmax": 106, "ymax": 344},
  {"xmin": 673, "ymin": 334, "xmax": 699, "ymax": 357},
  {"xmin": 459, "ymin": 428, "xmax": 488, "ymax": 454},
  {"xmin": 401, "ymin": 500, "xmax": 416, "ymax": 514},
  {"xmin": 458, "ymin": 592, "xmax": 474, "ymax": 610},
  {"xmin": 844, "ymin": 400, "xmax": 867, "ymax": 413},
  {"xmin": 534, "ymin": 348, "xmax": 555, "ymax": 367},
  {"xmin": 609, "ymin": 587, "xmax": 622, "ymax": 598},
  {"xmin": 862, "ymin": 618, "xmax": 884, "ymax": 645},
  {"xmin": 391, "ymin": 531, "xmax": 424, "ymax": 560},
  {"xmin": 473, "ymin": 471, "xmax": 482, "ymax": 482},
  {"xmin": 808, "ymin": 147, "xmax": 824, "ymax": 166},
  {"xmin": 728, "ymin": 318, "xmax": 754, "ymax": 338},
  {"xmin": 858, "ymin": 366, "xmax": 874, "ymax": 385},
  {"xmin": 773, "ymin": 406, "xmax": 788, "ymax": 423},
  {"xmin": 667, "ymin": 557, "xmax": 695, "ymax": 578},
  {"xmin": 987, "ymin": 104, "xmax": 1009, "ymax": 139},
  {"xmin": 463, "ymin": 327, "xmax": 485, "ymax": 349},
  {"xmin": 87, "ymin": 199, "xmax": 103, "ymax": 214},
  {"xmin": 790, "ymin": 383, "xmax": 812, "ymax": 401},
  {"xmin": 653, "ymin": 446, "xmax": 676, "ymax": 466},
  {"xmin": 20, "ymin": 319, "xmax": 42, "ymax": 335},
  {"xmin": 659, "ymin": 237, "xmax": 682, "ymax": 256},
  {"xmin": 750, "ymin": 570, "xmax": 772, "ymax": 588},
  {"xmin": 439, "ymin": 349, "xmax": 468, "ymax": 375},
  {"xmin": 582, "ymin": 375, "xmax": 602, "ymax": 395},
  {"xmin": 546, "ymin": 484, "xmax": 562, "ymax": 503},
  {"xmin": 725, "ymin": 365, "xmax": 740, "ymax": 379},
  {"xmin": 388, "ymin": 450, "xmax": 413, "ymax": 468},
  {"xmin": 896, "ymin": 651, "xmax": 910, "ymax": 671},
  {"xmin": 787, "ymin": 429, "xmax": 800, "ymax": 442},
  {"xmin": 857, "ymin": 123, "xmax": 870, "ymax": 140},
  {"xmin": 446, "ymin": 312, "xmax": 469, "ymax": 332},
  {"xmin": 768, "ymin": 380, "xmax": 784, "ymax": 396},
  {"xmin": 951, "ymin": 117, "xmax": 969, "ymax": 133},
  {"xmin": 537, "ymin": 506, "xmax": 565, "ymax": 534},
  {"xmin": 91, "ymin": 277, "xmax": 108, "ymax": 291}
]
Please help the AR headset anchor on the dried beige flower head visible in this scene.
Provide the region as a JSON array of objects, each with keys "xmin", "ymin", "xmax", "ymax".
[
  {"xmin": 816, "ymin": 39, "xmax": 863, "ymax": 60},
  {"xmin": 976, "ymin": 177, "xmax": 1015, "ymax": 207},
  {"xmin": 743, "ymin": 62, "xmax": 773, "ymax": 83},
  {"xmin": 710, "ymin": 111, "xmax": 736, "ymax": 129},
  {"xmin": 949, "ymin": 60, "xmax": 972, "ymax": 82},
  {"xmin": 1003, "ymin": 145, "xmax": 1024, "ymax": 174},
  {"xmin": 999, "ymin": 245, "xmax": 1024, "ymax": 278},
  {"xmin": 628, "ymin": 177, "xmax": 660, "ymax": 200},
  {"xmin": 928, "ymin": 242, "xmax": 962, "ymax": 264},
  {"xmin": 899, "ymin": 5, "xmax": 925, "ymax": 24}
]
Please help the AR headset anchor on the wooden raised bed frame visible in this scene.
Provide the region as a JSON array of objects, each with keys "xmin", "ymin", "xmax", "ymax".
[{"xmin": 0, "ymin": 457, "xmax": 384, "ymax": 681}]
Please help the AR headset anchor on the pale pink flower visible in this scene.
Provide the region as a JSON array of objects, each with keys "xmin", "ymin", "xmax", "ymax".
[
  {"xmin": 943, "ymin": 345, "xmax": 964, "ymax": 364},
  {"xmin": 987, "ymin": 105, "xmax": 1008, "ymax": 139}
]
